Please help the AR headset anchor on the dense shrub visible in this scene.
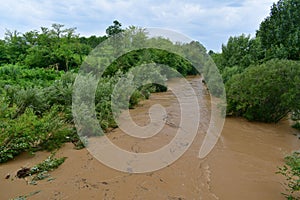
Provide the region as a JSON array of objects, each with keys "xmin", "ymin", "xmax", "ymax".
[
  {"xmin": 226, "ymin": 59, "xmax": 300, "ymax": 122},
  {"xmin": 0, "ymin": 64, "xmax": 63, "ymax": 89},
  {"xmin": 0, "ymin": 105, "xmax": 72, "ymax": 163}
]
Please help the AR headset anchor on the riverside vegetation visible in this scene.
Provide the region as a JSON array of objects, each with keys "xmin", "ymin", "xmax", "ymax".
[
  {"xmin": 210, "ymin": 0, "xmax": 300, "ymax": 198},
  {"xmin": 0, "ymin": 0, "xmax": 300, "ymax": 198}
]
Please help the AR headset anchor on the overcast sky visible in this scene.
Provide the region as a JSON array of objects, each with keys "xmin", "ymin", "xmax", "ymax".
[{"xmin": 0, "ymin": 0, "xmax": 275, "ymax": 52}]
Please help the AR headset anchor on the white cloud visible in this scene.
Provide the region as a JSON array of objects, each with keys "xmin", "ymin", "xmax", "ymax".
[{"xmin": 0, "ymin": 0, "xmax": 276, "ymax": 51}]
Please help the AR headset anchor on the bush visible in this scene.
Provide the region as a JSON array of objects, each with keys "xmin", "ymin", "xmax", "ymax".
[
  {"xmin": 226, "ymin": 59, "xmax": 300, "ymax": 122},
  {"xmin": 0, "ymin": 105, "xmax": 72, "ymax": 163}
]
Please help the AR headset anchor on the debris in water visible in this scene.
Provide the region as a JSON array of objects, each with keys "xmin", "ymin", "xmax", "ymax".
[
  {"xmin": 5, "ymin": 173, "xmax": 10, "ymax": 179},
  {"xmin": 16, "ymin": 167, "xmax": 31, "ymax": 178}
]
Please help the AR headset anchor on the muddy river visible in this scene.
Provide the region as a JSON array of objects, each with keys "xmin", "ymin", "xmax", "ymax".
[{"xmin": 1, "ymin": 76, "xmax": 299, "ymax": 199}]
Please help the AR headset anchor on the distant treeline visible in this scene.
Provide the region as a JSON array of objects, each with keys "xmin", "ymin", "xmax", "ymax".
[{"xmin": 0, "ymin": 23, "xmax": 106, "ymax": 70}]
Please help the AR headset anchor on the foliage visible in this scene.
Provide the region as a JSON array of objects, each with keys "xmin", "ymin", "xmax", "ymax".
[
  {"xmin": 95, "ymin": 76, "xmax": 120, "ymax": 130},
  {"xmin": 111, "ymin": 63, "xmax": 168, "ymax": 111},
  {"xmin": 211, "ymin": 35, "xmax": 264, "ymax": 83},
  {"xmin": 257, "ymin": 0, "xmax": 300, "ymax": 60},
  {"xmin": 4, "ymin": 30, "xmax": 28, "ymax": 64},
  {"xmin": 101, "ymin": 25, "xmax": 199, "ymax": 78},
  {"xmin": 2, "ymin": 71, "xmax": 75, "ymax": 115},
  {"xmin": 226, "ymin": 59, "xmax": 300, "ymax": 122},
  {"xmin": 0, "ymin": 105, "xmax": 72, "ymax": 163},
  {"xmin": 209, "ymin": 0, "xmax": 300, "ymax": 129},
  {"xmin": 277, "ymin": 152, "xmax": 300, "ymax": 199},
  {"xmin": 29, "ymin": 154, "xmax": 66, "ymax": 175},
  {"xmin": 13, "ymin": 153, "xmax": 66, "ymax": 191},
  {"xmin": 23, "ymin": 24, "xmax": 89, "ymax": 70},
  {"xmin": 0, "ymin": 24, "xmax": 93, "ymax": 70},
  {"xmin": 0, "ymin": 64, "xmax": 63, "ymax": 89},
  {"xmin": 105, "ymin": 48, "xmax": 195, "ymax": 77},
  {"xmin": 79, "ymin": 35, "xmax": 107, "ymax": 48},
  {"xmin": 0, "ymin": 70, "xmax": 80, "ymax": 162},
  {"xmin": 106, "ymin": 20, "xmax": 124, "ymax": 36},
  {"xmin": 74, "ymin": 63, "xmax": 168, "ymax": 134},
  {"xmin": 0, "ymin": 20, "xmax": 213, "ymax": 166},
  {"xmin": 221, "ymin": 35, "xmax": 261, "ymax": 69}
]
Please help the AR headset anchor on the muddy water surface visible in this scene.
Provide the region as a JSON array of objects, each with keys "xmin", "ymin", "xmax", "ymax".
[{"xmin": 1, "ymin": 76, "xmax": 299, "ymax": 200}]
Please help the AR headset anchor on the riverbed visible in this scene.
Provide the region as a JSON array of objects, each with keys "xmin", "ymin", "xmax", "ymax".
[{"xmin": 1, "ymin": 76, "xmax": 299, "ymax": 199}]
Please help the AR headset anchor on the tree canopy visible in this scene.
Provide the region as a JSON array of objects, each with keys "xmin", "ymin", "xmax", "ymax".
[{"xmin": 257, "ymin": 0, "xmax": 300, "ymax": 60}]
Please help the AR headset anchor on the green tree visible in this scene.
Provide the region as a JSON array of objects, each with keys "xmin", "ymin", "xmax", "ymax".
[
  {"xmin": 211, "ymin": 35, "xmax": 263, "ymax": 83},
  {"xmin": 4, "ymin": 30, "xmax": 28, "ymax": 64},
  {"xmin": 222, "ymin": 34, "xmax": 252, "ymax": 69},
  {"xmin": 24, "ymin": 24, "xmax": 88, "ymax": 70},
  {"xmin": 106, "ymin": 20, "xmax": 124, "ymax": 36},
  {"xmin": 220, "ymin": 34, "xmax": 263, "ymax": 70},
  {"xmin": 22, "ymin": 30, "xmax": 39, "ymax": 46},
  {"xmin": 257, "ymin": 0, "xmax": 300, "ymax": 60}
]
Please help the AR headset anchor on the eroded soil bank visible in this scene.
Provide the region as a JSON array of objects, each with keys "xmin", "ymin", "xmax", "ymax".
[{"xmin": 1, "ymin": 76, "xmax": 299, "ymax": 200}]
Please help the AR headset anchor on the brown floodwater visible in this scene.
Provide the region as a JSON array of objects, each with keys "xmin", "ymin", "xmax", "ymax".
[{"xmin": 1, "ymin": 76, "xmax": 299, "ymax": 200}]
